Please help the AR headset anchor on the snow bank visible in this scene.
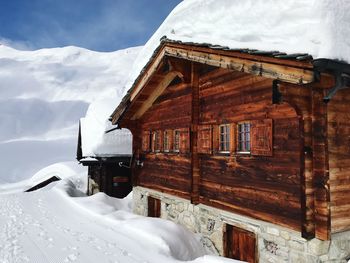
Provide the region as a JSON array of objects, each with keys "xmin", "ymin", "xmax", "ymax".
[
  {"xmin": 51, "ymin": 175, "xmax": 240, "ymax": 262},
  {"xmin": 125, "ymin": 0, "xmax": 350, "ymax": 94},
  {"xmin": 1, "ymin": 163, "xmax": 241, "ymax": 262},
  {"xmin": 0, "ymin": 162, "xmax": 86, "ymax": 194}
]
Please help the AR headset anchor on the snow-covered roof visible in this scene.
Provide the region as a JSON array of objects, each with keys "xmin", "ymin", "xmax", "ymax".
[
  {"xmin": 80, "ymin": 117, "xmax": 132, "ymax": 158},
  {"xmin": 123, "ymin": 0, "xmax": 350, "ymax": 97},
  {"xmin": 78, "ymin": 46, "xmax": 141, "ymax": 158}
]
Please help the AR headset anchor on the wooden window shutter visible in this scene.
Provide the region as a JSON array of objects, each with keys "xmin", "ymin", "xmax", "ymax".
[
  {"xmin": 142, "ymin": 131, "xmax": 151, "ymax": 152},
  {"xmin": 251, "ymin": 119, "xmax": 273, "ymax": 156},
  {"xmin": 179, "ymin": 128, "xmax": 190, "ymax": 153},
  {"xmin": 198, "ymin": 125, "xmax": 212, "ymax": 154},
  {"xmin": 230, "ymin": 123, "xmax": 236, "ymax": 153}
]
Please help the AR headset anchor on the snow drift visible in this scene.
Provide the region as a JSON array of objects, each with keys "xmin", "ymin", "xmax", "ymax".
[{"xmin": 0, "ymin": 163, "xmax": 241, "ymax": 262}]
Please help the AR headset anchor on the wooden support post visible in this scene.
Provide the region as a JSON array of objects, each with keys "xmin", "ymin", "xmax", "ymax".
[
  {"xmin": 128, "ymin": 121, "xmax": 140, "ymax": 187},
  {"xmin": 191, "ymin": 62, "xmax": 200, "ymax": 204},
  {"xmin": 312, "ymin": 87, "xmax": 331, "ymax": 240}
]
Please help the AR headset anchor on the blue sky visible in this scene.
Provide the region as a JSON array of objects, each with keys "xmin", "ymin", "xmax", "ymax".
[{"xmin": 0, "ymin": 0, "xmax": 181, "ymax": 51}]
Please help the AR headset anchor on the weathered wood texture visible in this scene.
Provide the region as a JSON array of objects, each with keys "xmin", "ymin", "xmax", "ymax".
[
  {"xmin": 191, "ymin": 63, "xmax": 200, "ymax": 204},
  {"xmin": 224, "ymin": 225, "xmax": 257, "ymax": 263},
  {"xmin": 135, "ymin": 79, "xmax": 193, "ymax": 199},
  {"xmin": 198, "ymin": 69, "xmax": 303, "ymax": 231},
  {"xmin": 328, "ymin": 88, "xmax": 350, "ymax": 233},
  {"xmin": 278, "ymin": 82, "xmax": 314, "ymax": 238},
  {"xmin": 311, "ymin": 88, "xmax": 330, "ymax": 240},
  {"xmin": 148, "ymin": 196, "xmax": 161, "ymax": 218}
]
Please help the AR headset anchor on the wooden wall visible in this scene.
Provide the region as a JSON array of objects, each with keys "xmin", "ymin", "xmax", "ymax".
[
  {"xmin": 328, "ymin": 88, "xmax": 350, "ymax": 233},
  {"xmin": 136, "ymin": 82, "xmax": 193, "ymax": 199},
  {"xmin": 198, "ymin": 68, "xmax": 302, "ymax": 231},
  {"xmin": 278, "ymin": 83, "xmax": 315, "ymax": 238}
]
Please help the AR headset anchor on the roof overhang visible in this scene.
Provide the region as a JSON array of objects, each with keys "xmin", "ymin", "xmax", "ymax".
[{"xmin": 111, "ymin": 39, "xmax": 315, "ymax": 125}]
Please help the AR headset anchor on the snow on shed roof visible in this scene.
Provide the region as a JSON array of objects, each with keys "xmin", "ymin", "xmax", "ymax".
[
  {"xmin": 80, "ymin": 117, "xmax": 132, "ymax": 158},
  {"xmin": 123, "ymin": 0, "xmax": 350, "ymax": 97},
  {"xmin": 78, "ymin": 46, "xmax": 141, "ymax": 157}
]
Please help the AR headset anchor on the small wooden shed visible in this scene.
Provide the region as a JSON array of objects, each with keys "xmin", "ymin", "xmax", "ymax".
[
  {"xmin": 76, "ymin": 120, "xmax": 132, "ymax": 198},
  {"xmin": 110, "ymin": 39, "xmax": 350, "ymax": 262}
]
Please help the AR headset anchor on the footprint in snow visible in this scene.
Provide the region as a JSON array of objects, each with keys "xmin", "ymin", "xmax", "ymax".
[{"xmin": 64, "ymin": 252, "xmax": 80, "ymax": 262}]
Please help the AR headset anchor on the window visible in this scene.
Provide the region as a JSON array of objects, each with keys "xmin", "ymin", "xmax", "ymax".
[
  {"xmin": 163, "ymin": 130, "xmax": 170, "ymax": 152},
  {"xmin": 173, "ymin": 130, "xmax": 180, "ymax": 152},
  {"xmin": 153, "ymin": 131, "xmax": 161, "ymax": 152},
  {"xmin": 237, "ymin": 122, "xmax": 251, "ymax": 153},
  {"xmin": 219, "ymin": 124, "xmax": 230, "ymax": 153}
]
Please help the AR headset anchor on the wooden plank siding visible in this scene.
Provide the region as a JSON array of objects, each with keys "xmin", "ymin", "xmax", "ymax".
[
  {"xmin": 135, "ymin": 76, "xmax": 193, "ymax": 199},
  {"xmin": 278, "ymin": 82, "xmax": 315, "ymax": 238},
  {"xmin": 328, "ymin": 88, "xmax": 350, "ymax": 233},
  {"xmin": 116, "ymin": 46, "xmax": 347, "ymax": 241},
  {"xmin": 198, "ymin": 69, "xmax": 303, "ymax": 231}
]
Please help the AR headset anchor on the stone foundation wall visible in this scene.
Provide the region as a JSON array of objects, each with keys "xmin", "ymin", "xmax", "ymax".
[{"xmin": 133, "ymin": 186, "xmax": 350, "ymax": 263}]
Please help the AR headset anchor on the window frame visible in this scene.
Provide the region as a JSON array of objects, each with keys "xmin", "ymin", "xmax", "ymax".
[
  {"xmin": 237, "ymin": 122, "xmax": 251, "ymax": 154},
  {"xmin": 163, "ymin": 130, "xmax": 170, "ymax": 152},
  {"xmin": 219, "ymin": 124, "xmax": 231, "ymax": 154},
  {"xmin": 173, "ymin": 130, "xmax": 180, "ymax": 153},
  {"xmin": 153, "ymin": 131, "xmax": 161, "ymax": 153}
]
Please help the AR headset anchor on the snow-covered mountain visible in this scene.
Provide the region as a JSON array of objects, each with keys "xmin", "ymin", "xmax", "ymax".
[{"xmin": 0, "ymin": 44, "xmax": 141, "ymax": 183}]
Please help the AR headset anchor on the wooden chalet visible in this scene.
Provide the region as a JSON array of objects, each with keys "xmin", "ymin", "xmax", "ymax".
[
  {"xmin": 76, "ymin": 120, "xmax": 132, "ymax": 198},
  {"xmin": 110, "ymin": 39, "xmax": 350, "ymax": 262}
]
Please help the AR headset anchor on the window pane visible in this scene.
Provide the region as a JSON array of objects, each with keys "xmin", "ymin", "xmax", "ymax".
[{"xmin": 237, "ymin": 123, "xmax": 250, "ymax": 152}]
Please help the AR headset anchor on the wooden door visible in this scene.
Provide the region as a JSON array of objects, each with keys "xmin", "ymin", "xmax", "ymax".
[
  {"xmin": 148, "ymin": 196, "xmax": 161, "ymax": 217},
  {"xmin": 224, "ymin": 225, "xmax": 257, "ymax": 263}
]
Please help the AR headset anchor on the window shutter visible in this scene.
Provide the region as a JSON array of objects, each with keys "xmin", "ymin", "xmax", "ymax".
[
  {"xmin": 230, "ymin": 123, "xmax": 236, "ymax": 153},
  {"xmin": 151, "ymin": 131, "xmax": 156, "ymax": 152},
  {"xmin": 198, "ymin": 125, "xmax": 212, "ymax": 154},
  {"xmin": 142, "ymin": 131, "xmax": 150, "ymax": 152},
  {"xmin": 179, "ymin": 128, "xmax": 190, "ymax": 153},
  {"xmin": 251, "ymin": 119, "xmax": 273, "ymax": 156}
]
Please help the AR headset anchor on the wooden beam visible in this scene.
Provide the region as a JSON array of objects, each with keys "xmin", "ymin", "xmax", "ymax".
[
  {"xmin": 130, "ymin": 48, "xmax": 166, "ymax": 101},
  {"xmin": 131, "ymin": 71, "xmax": 182, "ymax": 120},
  {"xmin": 190, "ymin": 62, "xmax": 200, "ymax": 204},
  {"xmin": 312, "ymin": 86, "xmax": 331, "ymax": 240},
  {"xmin": 164, "ymin": 46, "xmax": 314, "ymax": 85}
]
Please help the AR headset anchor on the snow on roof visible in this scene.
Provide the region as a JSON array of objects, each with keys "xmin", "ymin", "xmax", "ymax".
[
  {"xmin": 124, "ymin": 0, "xmax": 350, "ymax": 96},
  {"xmin": 80, "ymin": 117, "xmax": 132, "ymax": 158},
  {"xmin": 80, "ymin": 47, "xmax": 141, "ymax": 157}
]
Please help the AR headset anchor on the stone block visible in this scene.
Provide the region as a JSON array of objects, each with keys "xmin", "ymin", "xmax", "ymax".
[
  {"xmin": 261, "ymin": 233, "xmax": 274, "ymax": 242},
  {"xmin": 210, "ymin": 230, "xmax": 223, "ymax": 254},
  {"xmin": 307, "ymin": 238, "xmax": 330, "ymax": 256},
  {"xmin": 266, "ymin": 226, "xmax": 280, "ymax": 236},
  {"xmin": 274, "ymin": 236, "xmax": 286, "ymax": 246},
  {"xmin": 280, "ymin": 231, "xmax": 290, "ymax": 240},
  {"xmin": 289, "ymin": 240, "xmax": 305, "ymax": 252},
  {"xmin": 289, "ymin": 252, "xmax": 307, "ymax": 263}
]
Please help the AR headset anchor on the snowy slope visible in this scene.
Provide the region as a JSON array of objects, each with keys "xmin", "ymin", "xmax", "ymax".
[
  {"xmin": 125, "ymin": 0, "xmax": 350, "ymax": 94},
  {"xmin": 0, "ymin": 167, "xmax": 239, "ymax": 263},
  {"xmin": 0, "ymin": 44, "xmax": 140, "ymax": 182}
]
